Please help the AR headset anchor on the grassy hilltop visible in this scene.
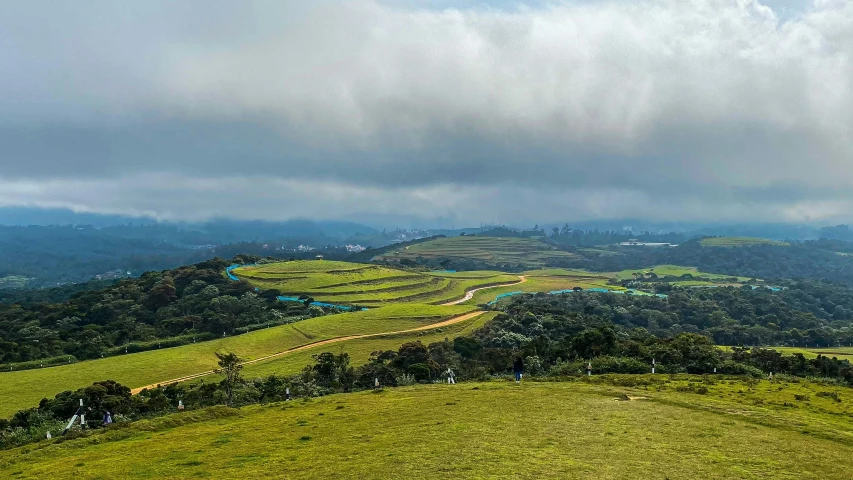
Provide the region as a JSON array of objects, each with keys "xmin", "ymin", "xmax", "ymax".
[
  {"xmin": 3, "ymin": 377, "xmax": 853, "ymax": 479},
  {"xmin": 374, "ymin": 235, "xmax": 578, "ymax": 267},
  {"xmin": 699, "ymin": 236, "xmax": 790, "ymax": 247}
]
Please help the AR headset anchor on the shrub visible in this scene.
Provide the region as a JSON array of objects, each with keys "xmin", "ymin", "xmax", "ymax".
[
  {"xmin": 396, "ymin": 374, "xmax": 417, "ymax": 386},
  {"xmin": 718, "ymin": 360, "xmax": 763, "ymax": 378},
  {"xmin": 407, "ymin": 363, "xmax": 431, "ymax": 382},
  {"xmin": 816, "ymin": 391, "xmax": 841, "ymax": 402}
]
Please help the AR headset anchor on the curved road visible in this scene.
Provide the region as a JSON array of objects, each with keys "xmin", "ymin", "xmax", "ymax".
[
  {"xmin": 131, "ymin": 274, "xmax": 526, "ymax": 394},
  {"xmin": 441, "ymin": 275, "xmax": 527, "ymax": 306},
  {"xmin": 130, "ymin": 310, "xmax": 486, "ymax": 394}
]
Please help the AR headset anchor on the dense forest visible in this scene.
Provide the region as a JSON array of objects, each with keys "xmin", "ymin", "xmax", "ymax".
[
  {"xmin": 0, "ymin": 257, "xmax": 331, "ymax": 366},
  {"xmin": 490, "ymin": 284, "xmax": 853, "ymax": 347}
]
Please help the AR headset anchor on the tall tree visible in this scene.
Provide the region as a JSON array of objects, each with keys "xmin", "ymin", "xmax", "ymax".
[{"xmin": 214, "ymin": 352, "xmax": 243, "ymax": 407}]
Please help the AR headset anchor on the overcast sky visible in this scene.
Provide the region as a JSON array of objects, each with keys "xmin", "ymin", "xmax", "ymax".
[{"xmin": 0, "ymin": 0, "xmax": 851, "ymax": 227}]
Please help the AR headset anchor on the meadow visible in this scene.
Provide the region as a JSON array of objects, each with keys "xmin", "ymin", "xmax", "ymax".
[
  {"xmin": 465, "ymin": 269, "xmax": 621, "ymax": 305},
  {"xmin": 233, "ymin": 260, "xmax": 519, "ymax": 306},
  {"xmin": 0, "ymin": 304, "xmax": 479, "ymax": 418},
  {"xmin": 769, "ymin": 346, "xmax": 853, "ymax": 363},
  {"xmin": 700, "ymin": 237, "xmax": 790, "ymax": 247},
  {"xmin": 3, "ymin": 376, "xmax": 853, "ymax": 479},
  {"xmin": 374, "ymin": 236, "xmax": 578, "ymax": 267}
]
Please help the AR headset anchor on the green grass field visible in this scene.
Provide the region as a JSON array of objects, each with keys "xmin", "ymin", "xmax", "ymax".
[
  {"xmin": 233, "ymin": 260, "xmax": 519, "ymax": 306},
  {"xmin": 240, "ymin": 312, "xmax": 498, "ymax": 379},
  {"xmin": 767, "ymin": 346, "xmax": 853, "ymax": 363},
  {"xmin": 611, "ymin": 264, "xmax": 751, "ymax": 283},
  {"xmin": 699, "ymin": 237, "xmax": 789, "ymax": 247},
  {"xmin": 0, "ymin": 304, "xmax": 479, "ymax": 418},
  {"xmin": 466, "ymin": 269, "xmax": 621, "ymax": 304},
  {"xmin": 4, "ymin": 376, "xmax": 853, "ymax": 479},
  {"xmin": 0, "ymin": 275, "xmax": 30, "ymax": 289},
  {"xmin": 375, "ymin": 236, "xmax": 578, "ymax": 267}
]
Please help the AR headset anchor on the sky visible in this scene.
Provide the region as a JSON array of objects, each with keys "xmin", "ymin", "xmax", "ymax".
[{"xmin": 0, "ymin": 0, "xmax": 851, "ymax": 227}]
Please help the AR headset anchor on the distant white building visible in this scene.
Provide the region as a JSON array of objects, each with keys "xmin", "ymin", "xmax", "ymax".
[
  {"xmin": 297, "ymin": 245, "xmax": 315, "ymax": 252},
  {"xmin": 345, "ymin": 244, "xmax": 366, "ymax": 253},
  {"xmin": 619, "ymin": 241, "xmax": 677, "ymax": 247}
]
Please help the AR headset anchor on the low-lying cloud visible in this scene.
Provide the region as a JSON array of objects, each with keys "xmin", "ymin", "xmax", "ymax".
[{"xmin": 0, "ymin": 0, "xmax": 851, "ymax": 225}]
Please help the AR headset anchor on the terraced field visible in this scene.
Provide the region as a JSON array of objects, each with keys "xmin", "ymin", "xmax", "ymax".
[
  {"xmin": 232, "ymin": 260, "xmax": 520, "ymax": 306},
  {"xmin": 700, "ymin": 236, "xmax": 789, "ymax": 247},
  {"xmin": 374, "ymin": 236, "xmax": 578, "ymax": 267}
]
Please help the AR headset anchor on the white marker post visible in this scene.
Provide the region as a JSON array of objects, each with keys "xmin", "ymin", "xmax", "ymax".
[
  {"xmin": 652, "ymin": 358, "xmax": 655, "ymax": 374},
  {"xmin": 375, "ymin": 377, "xmax": 380, "ymax": 389},
  {"xmin": 587, "ymin": 361, "xmax": 592, "ymax": 376},
  {"xmin": 713, "ymin": 367, "xmax": 717, "ymax": 373},
  {"xmin": 62, "ymin": 399, "xmax": 85, "ymax": 435}
]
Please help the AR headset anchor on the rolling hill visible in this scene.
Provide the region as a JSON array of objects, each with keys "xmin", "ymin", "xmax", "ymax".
[{"xmin": 373, "ymin": 236, "xmax": 578, "ymax": 268}]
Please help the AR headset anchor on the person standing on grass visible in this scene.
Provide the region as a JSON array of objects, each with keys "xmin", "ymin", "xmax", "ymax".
[
  {"xmin": 102, "ymin": 411, "xmax": 113, "ymax": 426},
  {"xmin": 446, "ymin": 367, "xmax": 456, "ymax": 384},
  {"xmin": 513, "ymin": 357, "xmax": 524, "ymax": 384}
]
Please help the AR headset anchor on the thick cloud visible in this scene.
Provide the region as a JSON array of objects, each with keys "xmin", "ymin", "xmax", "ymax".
[{"xmin": 0, "ymin": 0, "xmax": 851, "ymax": 225}]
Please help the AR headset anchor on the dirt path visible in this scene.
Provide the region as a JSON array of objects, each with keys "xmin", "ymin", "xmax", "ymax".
[
  {"xmin": 440, "ymin": 275, "xmax": 527, "ymax": 306},
  {"xmin": 130, "ymin": 310, "xmax": 487, "ymax": 394}
]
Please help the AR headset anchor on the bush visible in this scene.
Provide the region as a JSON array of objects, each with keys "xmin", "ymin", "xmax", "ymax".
[
  {"xmin": 407, "ymin": 363, "xmax": 431, "ymax": 382},
  {"xmin": 592, "ymin": 356, "xmax": 651, "ymax": 374},
  {"xmin": 718, "ymin": 360, "xmax": 763, "ymax": 378},
  {"xmin": 816, "ymin": 391, "xmax": 841, "ymax": 402}
]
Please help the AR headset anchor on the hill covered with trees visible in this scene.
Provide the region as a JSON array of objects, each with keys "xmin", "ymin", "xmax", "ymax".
[{"xmin": 0, "ymin": 257, "xmax": 324, "ymax": 366}]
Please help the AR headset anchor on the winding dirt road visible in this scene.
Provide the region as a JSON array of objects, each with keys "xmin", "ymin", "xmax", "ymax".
[
  {"xmin": 130, "ymin": 310, "xmax": 487, "ymax": 394},
  {"xmin": 440, "ymin": 275, "xmax": 527, "ymax": 306},
  {"xmin": 130, "ymin": 275, "xmax": 527, "ymax": 394}
]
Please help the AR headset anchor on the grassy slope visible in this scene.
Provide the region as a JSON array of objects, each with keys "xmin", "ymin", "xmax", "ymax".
[
  {"xmin": 465, "ymin": 269, "xmax": 620, "ymax": 305},
  {"xmin": 770, "ymin": 346, "xmax": 853, "ymax": 363},
  {"xmin": 700, "ymin": 237, "xmax": 789, "ymax": 247},
  {"xmin": 0, "ymin": 305, "xmax": 476, "ymax": 418},
  {"xmin": 240, "ymin": 312, "xmax": 498, "ymax": 378},
  {"xmin": 611, "ymin": 264, "xmax": 752, "ymax": 283},
  {"xmin": 375, "ymin": 236, "xmax": 577, "ymax": 267},
  {"xmin": 3, "ymin": 377, "xmax": 853, "ymax": 479}
]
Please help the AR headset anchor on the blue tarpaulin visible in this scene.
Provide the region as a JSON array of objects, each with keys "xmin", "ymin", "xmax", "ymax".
[{"xmin": 276, "ymin": 296, "xmax": 364, "ymax": 311}]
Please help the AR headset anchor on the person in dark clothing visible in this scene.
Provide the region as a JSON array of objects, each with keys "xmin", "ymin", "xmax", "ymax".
[{"xmin": 513, "ymin": 357, "xmax": 524, "ymax": 384}]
